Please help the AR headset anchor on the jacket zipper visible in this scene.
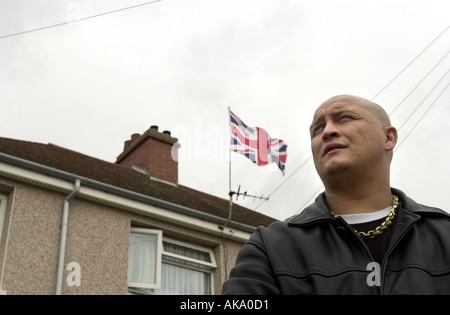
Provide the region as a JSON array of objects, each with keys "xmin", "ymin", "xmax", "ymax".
[
  {"xmin": 336, "ymin": 217, "xmax": 381, "ymax": 294},
  {"xmin": 379, "ymin": 215, "xmax": 420, "ymax": 295}
]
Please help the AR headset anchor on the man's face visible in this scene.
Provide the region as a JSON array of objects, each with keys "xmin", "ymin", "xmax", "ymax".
[{"xmin": 310, "ymin": 96, "xmax": 388, "ymax": 180}]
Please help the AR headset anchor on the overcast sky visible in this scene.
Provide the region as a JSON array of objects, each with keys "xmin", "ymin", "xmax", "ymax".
[{"xmin": 1, "ymin": 0, "xmax": 449, "ymax": 221}]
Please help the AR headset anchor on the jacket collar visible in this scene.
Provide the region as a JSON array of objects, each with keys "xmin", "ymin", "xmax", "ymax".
[
  {"xmin": 287, "ymin": 187, "xmax": 448, "ymax": 227},
  {"xmin": 287, "ymin": 192, "xmax": 333, "ymax": 226}
]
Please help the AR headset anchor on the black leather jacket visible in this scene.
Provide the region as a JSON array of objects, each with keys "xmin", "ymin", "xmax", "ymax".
[{"xmin": 222, "ymin": 188, "xmax": 450, "ymax": 294}]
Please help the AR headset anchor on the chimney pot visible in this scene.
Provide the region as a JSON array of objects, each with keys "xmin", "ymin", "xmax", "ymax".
[
  {"xmin": 150, "ymin": 125, "xmax": 159, "ymax": 131},
  {"xmin": 124, "ymin": 140, "xmax": 132, "ymax": 150},
  {"xmin": 163, "ymin": 130, "xmax": 171, "ymax": 136}
]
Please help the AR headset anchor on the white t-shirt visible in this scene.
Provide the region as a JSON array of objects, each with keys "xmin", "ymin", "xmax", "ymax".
[{"xmin": 335, "ymin": 206, "xmax": 391, "ymax": 224}]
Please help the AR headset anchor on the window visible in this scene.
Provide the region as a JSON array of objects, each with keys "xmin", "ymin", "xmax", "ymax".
[
  {"xmin": 156, "ymin": 237, "xmax": 217, "ymax": 295},
  {"xmin": 128, "ymin": 229, "xmax": 217, "ymax": 295},
  {"xmin": 128, "ymin": 228, "xmax": 162, "ymax": 290},
  {"xmin": 0, "ymin": 193, "xmax": 7, "ymax": 243}
]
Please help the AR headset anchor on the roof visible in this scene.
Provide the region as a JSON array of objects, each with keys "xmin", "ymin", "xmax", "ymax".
[{"xmin": 0, "ymin": 137, "xmax": 277, "ymax": 227}]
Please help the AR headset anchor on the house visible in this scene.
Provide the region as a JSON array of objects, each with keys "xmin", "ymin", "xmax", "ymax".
[{"xmin": 0, "ymin": 126, "xmax": 277, "ymax": 295}]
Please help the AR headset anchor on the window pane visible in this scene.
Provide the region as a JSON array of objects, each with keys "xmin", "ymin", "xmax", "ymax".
[
  {"xmin": 128, "ymin": 233, "xmax": 157, "ymax": 285},
  {"xmin": 163, "ymin": 242, "xmax": 211, "ymax": 263},
  {"xmin": 155, "ymin": 263, "xmax": 211, "ymax": 295}
]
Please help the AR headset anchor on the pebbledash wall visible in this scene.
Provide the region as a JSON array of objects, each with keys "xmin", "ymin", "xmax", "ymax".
[{"xmin": 0, "ymin": 127, "xmax": 276, "ymax": 295}]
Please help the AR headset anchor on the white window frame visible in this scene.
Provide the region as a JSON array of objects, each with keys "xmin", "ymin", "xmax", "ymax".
[
  {"xmin": 0, "ymin": 193, "xmax": 7, "ymax": 244},
  {"xmin": 127, "ymin": 227, "xmax": 163, "ymax": 290},
  {"xmin": 162, "ymin": 237, "xmax": 217, "ymax": 270},
  {"xmin": 127, "ymin": 228, "xmax": 217, "ymax": 295},
  {"xmin": 157, "ymin": 237, "xmax": 217, "ymax": 295}
]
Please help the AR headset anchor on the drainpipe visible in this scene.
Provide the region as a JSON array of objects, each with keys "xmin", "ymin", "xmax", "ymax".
[{"xmin": 56, "ymin": 179, "xmax": 81, "ymax": 295}]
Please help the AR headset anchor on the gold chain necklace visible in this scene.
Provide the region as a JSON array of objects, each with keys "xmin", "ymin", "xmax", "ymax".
[{"xmin": 332, "ymin": 195, "xmax": 399, "ymax": 239}]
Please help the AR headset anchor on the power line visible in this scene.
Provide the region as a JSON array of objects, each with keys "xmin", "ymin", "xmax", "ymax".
[
  {"xmin": 295, "ymin": 184, "xmax": 323, "ymax": 215},
  {"xmin": 253, "ymin": 155, "xmax": 313, "ymax": 211},
  {"xmin": 396, "ymin": 67, "xmax": 450, "ymax": 134},
  {"xmin": 395, "ymin": 72, "xmax": 450, "ymax": 151},
  {"xmin": 389, "ymin": 49, "xmax": 450, "ymax": 117},
  {"xmin": 371, "ymin": 24, "xmax": 450, "ymax": 101},
  {"xmin": 0, "ymin": 0, "xmax": 163, "ymax": 40}
]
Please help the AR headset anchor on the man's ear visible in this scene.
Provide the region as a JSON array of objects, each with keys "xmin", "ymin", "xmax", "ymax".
[{"xmin": 384, "ymin": 126, "xmax": 398, "ymax": 152}]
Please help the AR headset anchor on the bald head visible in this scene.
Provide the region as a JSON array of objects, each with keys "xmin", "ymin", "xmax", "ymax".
[
  {"xmin": 321, "ymin": 95, "xmax": 391, "ymax": 127},
  {"xmin": 311, "ymin": 94, "xmax": 397, "ymax": 165}
]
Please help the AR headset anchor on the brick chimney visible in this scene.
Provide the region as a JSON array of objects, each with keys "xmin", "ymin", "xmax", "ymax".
[{"xmin": 116, "ymin": 125, "xmax": 180, "ymax": 184}]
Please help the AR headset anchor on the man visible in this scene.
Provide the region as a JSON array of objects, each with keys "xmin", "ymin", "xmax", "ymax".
[{"xmin": 222, "ymin": 94, "xmax": 450, "ymax": 294}]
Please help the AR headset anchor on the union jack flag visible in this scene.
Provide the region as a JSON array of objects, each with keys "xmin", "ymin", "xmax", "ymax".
[{"xmin": 230, "ymin": 110, "xmax": 288, "ymax": 175}]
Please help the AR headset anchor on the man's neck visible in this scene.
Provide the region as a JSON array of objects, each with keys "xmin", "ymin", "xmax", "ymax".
[{"xmin": 324, "ymin": 186, "xmax": 393, "ymax": 215}]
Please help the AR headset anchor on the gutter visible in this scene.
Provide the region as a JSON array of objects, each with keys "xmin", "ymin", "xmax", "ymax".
[
  {"xmin": 56, "ymin": 179, "xmax": 80, "ymax": 295},
  {"xmin": 0, "ymin": 152, "xmax": 257, "ymax": 234}
]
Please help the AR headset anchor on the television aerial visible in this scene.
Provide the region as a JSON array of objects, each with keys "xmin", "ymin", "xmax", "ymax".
[{"xmin": 229, "ymin": 185, "xmax": 269, "ymax": 202}]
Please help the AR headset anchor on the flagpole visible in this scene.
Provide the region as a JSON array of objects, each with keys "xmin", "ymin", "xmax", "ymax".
[
  {"xmin": 221, "ymin": 107, "xmax": 233, "ymax": 230},
  {"xmin": 228, "ymin": 106, "xmax": 232, "ymax": 195}
]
